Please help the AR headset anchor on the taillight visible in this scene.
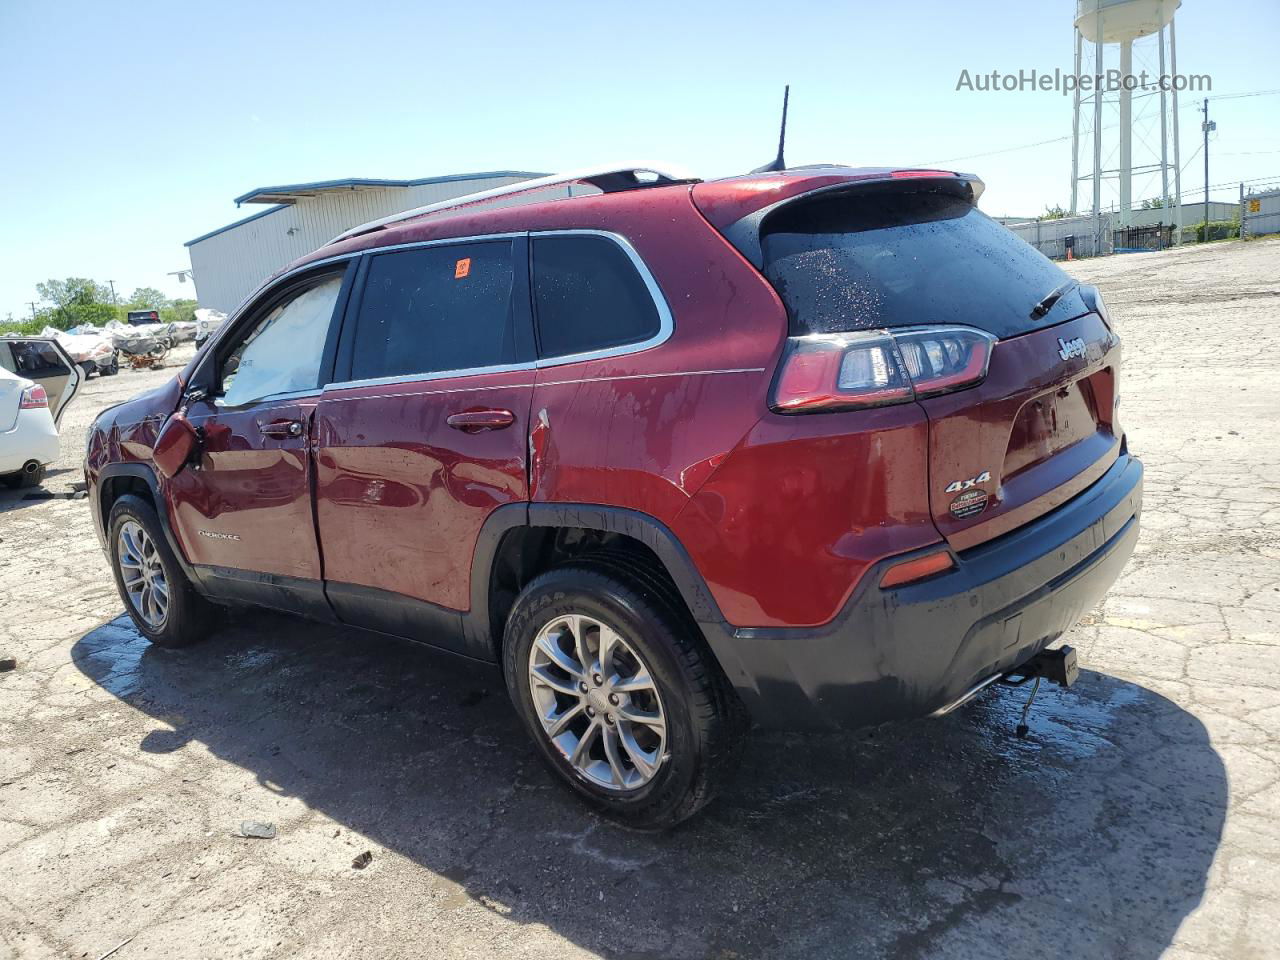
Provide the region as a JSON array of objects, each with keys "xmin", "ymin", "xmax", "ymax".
[
  {"xmin": 19, "ymin": 384, "xmax": 48, "ymax": 409},
  {"xmin": 771, "ymin": 326, "xmax": 996, "ymax": 413}
]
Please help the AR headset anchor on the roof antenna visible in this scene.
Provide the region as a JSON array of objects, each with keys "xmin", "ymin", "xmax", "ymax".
[{"xmin": 752, "ymin": 85, "xmax": 790, "ymax": 174}]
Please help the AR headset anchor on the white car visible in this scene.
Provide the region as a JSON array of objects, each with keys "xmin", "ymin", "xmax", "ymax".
[
  {"xmin": 0, "ymin": 338, "xmax": 82, "ymax": 489},
  {"xmin": 193, "ymin": 308, "xmax": 227, "ymax": 348}
]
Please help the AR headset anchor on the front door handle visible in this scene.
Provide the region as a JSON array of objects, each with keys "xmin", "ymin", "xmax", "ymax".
[
  {"xmin": 260, "ymin": 419, "xmax": 303, "ymax": 438},
  {"xmin": 447, "ymin": 408, "xmax": 516, "ymax": 432}
]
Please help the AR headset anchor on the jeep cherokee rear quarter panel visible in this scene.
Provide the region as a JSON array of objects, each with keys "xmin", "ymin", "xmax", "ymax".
[{"xmin": 671, "ymin": 404, "xmax": 937, "ymax": 627}]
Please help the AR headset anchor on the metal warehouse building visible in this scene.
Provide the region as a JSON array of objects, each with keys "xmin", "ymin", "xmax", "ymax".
[{"xmin": 185, "ymin": 170, "xmax": 544, "ymax": 314}]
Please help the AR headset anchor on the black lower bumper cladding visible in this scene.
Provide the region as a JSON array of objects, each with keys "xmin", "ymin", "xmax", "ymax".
[{"xmin": 704, "ymin": 454, "xmax": 1143, "ymax": 730}]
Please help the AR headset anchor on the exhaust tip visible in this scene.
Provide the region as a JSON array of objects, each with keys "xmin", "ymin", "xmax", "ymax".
[{"xmin": 22, "ymin": 460, "xmax": 40, "ymax": 475}]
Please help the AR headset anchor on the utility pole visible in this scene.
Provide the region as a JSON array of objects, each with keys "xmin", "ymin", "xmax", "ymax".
[
  {"xmin": 1201, "ymin": 98, "xmax": 1215, "ymax": 241},
  {"xmin": 28, "ymin": 302, "xmax": 37, "ymax": 322},
  {"xmin": 107, "ymin": 280, "xmax": 117, "ymax": 304}
]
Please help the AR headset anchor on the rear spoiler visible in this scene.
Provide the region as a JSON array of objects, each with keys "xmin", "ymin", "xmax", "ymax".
[{"xmin": 695, "ymin": 169, "xmax": 984, "ymax": 270}]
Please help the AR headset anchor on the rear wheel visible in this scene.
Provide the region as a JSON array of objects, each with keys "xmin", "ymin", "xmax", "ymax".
[
  {"xmin": 1, "ymin": 463, "xmax": 44, "ymax": 489},
  {"xmin": 107, "ymin": 494, "xmax": 214, "ymax": 647},
  {"xmin": 503, "ymin": 563, "xmax": 747, "ymax": 829},
  {"xmin": 102, "ymin": 355, "xmax": 119, "ymax": 376}
]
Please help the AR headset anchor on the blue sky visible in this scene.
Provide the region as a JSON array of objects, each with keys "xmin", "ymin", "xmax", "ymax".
[{"xmin": 1, "ymin": 0, "xmax": 1278, "ymax": 320}]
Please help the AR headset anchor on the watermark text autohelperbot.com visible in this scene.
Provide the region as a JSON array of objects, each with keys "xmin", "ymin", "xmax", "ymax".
[{"xmin": 956, "ymin": 69, "xmax": 1212, "ymax": 95}]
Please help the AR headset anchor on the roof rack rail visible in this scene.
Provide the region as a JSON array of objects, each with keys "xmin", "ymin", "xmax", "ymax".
[{"xmin": 328, "ymin": 165, "xmax": 698, "ymax": 244}]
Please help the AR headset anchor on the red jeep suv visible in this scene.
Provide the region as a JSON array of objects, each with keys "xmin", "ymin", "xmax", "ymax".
[{"xmin": 86, "ymin": 166, "xmax": 1142, "ymax": 827}]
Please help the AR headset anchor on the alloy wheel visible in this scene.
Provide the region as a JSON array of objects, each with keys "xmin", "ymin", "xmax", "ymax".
[
  {"xmin": 528, "ymin": 613, "xmax": 668, "ymax": 791},
  {"xmin": 117, "ymin": 520, "xmax": 169, "ymax": 629}
]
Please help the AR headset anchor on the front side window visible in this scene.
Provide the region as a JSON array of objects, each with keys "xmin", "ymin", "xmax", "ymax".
[
  {"xmin": 531, "ymin": 234, "xmax": 661, "ymax": 360},
  {"xmin": 219, "ymin": 274, "xmax": 343, "ymax": 406},
  {"xmin": 350, "ymin": 240, "xmax": 516, "ymax": 381}
]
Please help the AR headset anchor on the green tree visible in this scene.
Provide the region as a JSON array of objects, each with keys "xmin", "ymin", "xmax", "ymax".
[
  {"xmin": 161, "ymin": 298, "xmax": 197, "ymax": 325},
  {"xmin": 127, "ymin": 287, "xmax": 170, "ymax": 310},
  {"xmin": 1039, "ymin": 204, "xmax": 1069, "ymax": 221},
  {"xmin": 31, "ymin": 277, "xmax": 118, "ymax": 331},
  {"xmin": 36, "ymin": 278, "xmax": 113, "ymax": 310}
]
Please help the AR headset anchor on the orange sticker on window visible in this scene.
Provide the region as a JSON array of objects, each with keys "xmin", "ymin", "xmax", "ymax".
[{"xmin": 454, "ymin": 257, "xmax": 471, "ymax": 279}]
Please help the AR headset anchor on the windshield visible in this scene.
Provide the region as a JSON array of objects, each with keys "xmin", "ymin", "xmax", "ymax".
[{"xmin": 760, "ymin": 185, "xmax": 1087, "ymax": 340}]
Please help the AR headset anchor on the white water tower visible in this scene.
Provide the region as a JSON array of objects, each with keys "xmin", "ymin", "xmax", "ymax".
[{"xmin": 1071, "ymin": 0, "xmax": 1184, "ymax": 244}]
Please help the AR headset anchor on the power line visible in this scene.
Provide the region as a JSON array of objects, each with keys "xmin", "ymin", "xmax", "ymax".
[
  {"xmin": 1205, "ymin": 88, "xmax": 1280, "ymax": 102},
  {"xmin": 918, "ymin": 135, "xmax": 1073, "ymax": 166},
  {"xmin": 917, "ymin": 87, "xmax": 1280, "ymax": 167}
]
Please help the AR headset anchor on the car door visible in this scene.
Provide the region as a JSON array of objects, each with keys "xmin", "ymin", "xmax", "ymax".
[
  {"xmin": 0, "ymin": 338, "xmax": 83, "ymax": 425},
  {"xmin": 165, "ymin": 263, "xmax": 354, "ymax": 617},
  {"xmin": 313, "ymin": 236, "xmax": 535, "ymax": 655}
]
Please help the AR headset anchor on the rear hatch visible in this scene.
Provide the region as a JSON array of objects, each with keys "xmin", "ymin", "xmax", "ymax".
[{"xmin": 747, "ymin": 178, "xmax": 1122, "ymax": 551}]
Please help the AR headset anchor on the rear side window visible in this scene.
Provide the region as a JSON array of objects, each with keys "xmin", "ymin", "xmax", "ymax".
[
  {"xmin": 531, "ymin": 234, "xmax": 661, "ymax": 360},
  {"xmin": 351, "ymin": 241, "xmax": 516, "ymax": 380},
  {"xmin": 760, "ymin": 185, "xmax": 1085, "ymax": 340}
]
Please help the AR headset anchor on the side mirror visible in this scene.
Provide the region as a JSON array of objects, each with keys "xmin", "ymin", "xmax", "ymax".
[{"xmin": 153, "ymin": 412, "xmax": 202, "ymax": 478}]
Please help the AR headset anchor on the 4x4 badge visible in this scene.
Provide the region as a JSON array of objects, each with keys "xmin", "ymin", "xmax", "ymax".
[{"xmin": 944, "ymin": 471, "xmax": 990, "ymax": 494}]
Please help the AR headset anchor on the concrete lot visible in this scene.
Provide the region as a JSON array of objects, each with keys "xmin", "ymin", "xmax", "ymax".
[{"xmin": 2, "ymin": 237, "xmax": 1279, "ymax": 960}]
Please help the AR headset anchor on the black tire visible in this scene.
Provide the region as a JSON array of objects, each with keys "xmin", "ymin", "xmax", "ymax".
[
  {"xmin": 102, "ymin": 356, "xmax": 119, "ymax": 376},
  {"xmin": 107, "ymin": 494, "xmax": 215, "ymax": 648},
  {"xmin": 79, "ymin": 362, "xmax": 94, "ymax": 380},
  {"xmin": 503, "ymin": 561, "xmax": 747, "ymax": 829},
  {"xmin": 1, "ymin": 463, "xmax": 44, "ymax": 489}
]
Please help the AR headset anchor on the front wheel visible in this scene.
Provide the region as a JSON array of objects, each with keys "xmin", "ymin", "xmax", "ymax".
[
  {"xmin": 503, "ymin": 563, "xmax": 747, "ymax": 829},
  {"xmin": 107, "ymin": 494, "xmax": 215, "ymax": 647}
]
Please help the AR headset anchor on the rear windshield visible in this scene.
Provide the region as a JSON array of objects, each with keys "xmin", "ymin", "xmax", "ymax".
[{"xmin": 760, "ymin": 185, "xmax": 1085, "ymax": 340}]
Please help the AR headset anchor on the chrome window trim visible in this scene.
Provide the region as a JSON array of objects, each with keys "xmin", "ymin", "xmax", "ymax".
[
  {"xmin": 323, "ymin": 361, "xmax": 538, "ymax": 393},
  {"xmin": 528, "ymin": 229, "xmax": 674, "ymax": 369},
  {"xmin": 189, "ymin": 387, "xmax": 325, "ymax": 421},
  {"xmin": 201, "ymin": 387, "xmax": 324, "ymax": 415},
  {"xmin": 318, "ymin": 368, "xmax": 764, "ymax": 404},
  {"xmin": 316, "ymin": 228, "xmax": 673, "ymax": 391}
]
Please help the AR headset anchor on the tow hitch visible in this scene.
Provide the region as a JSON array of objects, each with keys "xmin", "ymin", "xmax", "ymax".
[
  {"xmin": 998, "ymin": 645, "xmax": 1079, "ymax": 738},
  {"xmin": 1006, "ymin": 645, "xmax": 1079, "ymax": 690}
]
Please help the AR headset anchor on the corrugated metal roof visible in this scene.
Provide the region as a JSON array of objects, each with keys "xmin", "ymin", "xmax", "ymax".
[
  {"xmin": 232, "ymin": 170, "xmax": 546, "ymax": 206},
  {"xmin": 184, "ymin": 204, "xmax": 289, "ymax": 247}
]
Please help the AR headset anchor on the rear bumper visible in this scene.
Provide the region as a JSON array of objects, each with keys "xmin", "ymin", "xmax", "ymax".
[
  {"xmin": 0, "ymin": 412, "xmax": 61, "ymax": 474},
  {"xmin": 703, "ymin": 452, "xmax": 1143, "ymax": 730}
]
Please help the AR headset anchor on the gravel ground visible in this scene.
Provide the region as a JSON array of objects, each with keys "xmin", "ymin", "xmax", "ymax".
[{"xmin": 2, "ymin": 238, "xmax": 1279, "ymax": 960}]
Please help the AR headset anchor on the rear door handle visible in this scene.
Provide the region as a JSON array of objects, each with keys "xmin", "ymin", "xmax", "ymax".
[
  {"xmin": 447, "ymin": 408, "xmax": 516, "ymax": 432},
  {"xmin": 259, "ymin": 419, "xmax": 303, "ymax": 438}
]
